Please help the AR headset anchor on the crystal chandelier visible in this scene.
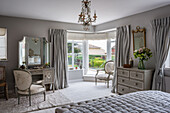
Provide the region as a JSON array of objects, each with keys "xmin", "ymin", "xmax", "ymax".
[{"xmin": 78, "ymin": 0, "xmax": 97, "ymax": 31}]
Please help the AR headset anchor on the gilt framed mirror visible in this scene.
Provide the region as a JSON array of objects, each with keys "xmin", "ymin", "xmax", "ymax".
[{"xmin": 132, "ymin": 26, "xmax": 146, "ymax": 51}]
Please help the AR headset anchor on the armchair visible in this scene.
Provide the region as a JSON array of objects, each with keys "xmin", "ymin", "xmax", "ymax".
[
  {"xmin": 13, "ymin": 70, "xmax": 46, "ymax": 106},
  {"xmin": 95, "ymin": 60, "xmax": 114, "ymax": 88}
]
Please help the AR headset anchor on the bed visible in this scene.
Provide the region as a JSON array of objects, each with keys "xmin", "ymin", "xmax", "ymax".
[{"xmin": 55, "ymin": 91, "xmax": 170, "ymax": 113}]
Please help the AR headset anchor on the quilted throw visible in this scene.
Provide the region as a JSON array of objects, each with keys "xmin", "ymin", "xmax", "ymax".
[{"xmin": 56, "ymin": 91, "xmax": 170, "ymax": 113}]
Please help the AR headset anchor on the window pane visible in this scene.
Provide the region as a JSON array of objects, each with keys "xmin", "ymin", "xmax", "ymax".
[
  {"xmin": 89, "ymin": 40, "xmax": 107, "ymax": 69},
  {"xmin": 68, "ymin": 53, "xmax": 72, "ymax": 67},
  {"xmin": 0, "ymin": 28, "xmax": 7, "ymax": 60},
  {"xmin": 74, "ymin": 53, "xmax": 83, "ymax": 68},
  {"xmin": 74, "ymin": 42, "xmax": 83, "ymax": 68},
  {"xmin": 111, "ymin": 41, "xmax": 115, "ymax": 61},
  {"xmin": 67, "ymin": 43, "xmax": 72, "ymax": 53},
  {"xmin": 165, "ymin": 48, "xmax": 170, "ymax": 68},
  {"xmin": 74, "ymin": 42, "xmax": 82, "ymax": 53}
]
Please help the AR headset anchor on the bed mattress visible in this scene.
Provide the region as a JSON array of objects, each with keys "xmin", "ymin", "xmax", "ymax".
[{"xmin": 55, "ymin": 91, "xmax": 170, "ymax": 113}]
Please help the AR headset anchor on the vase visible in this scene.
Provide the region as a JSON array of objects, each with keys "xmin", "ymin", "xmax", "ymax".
[{"xmin": 138, "ymin": 59, "xmax": 145, "ymax": 69}]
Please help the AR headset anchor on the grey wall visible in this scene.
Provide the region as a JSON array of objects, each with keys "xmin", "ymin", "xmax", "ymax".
[
  {"xmin": 96, "ymin": 5, "xmax": 170, "ymax": 68},
  {"xmin": 0, "ymin": 16, "xmax": 91, "ymax": 91},
  {"xmin": 0, "ymin": 4, "xmax": 170, "ymax": 91}
]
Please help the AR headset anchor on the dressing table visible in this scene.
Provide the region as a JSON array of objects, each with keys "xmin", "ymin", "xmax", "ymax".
[{"xmin": 18, "ymin": 36, "xmax": 55, "ymax": 91}]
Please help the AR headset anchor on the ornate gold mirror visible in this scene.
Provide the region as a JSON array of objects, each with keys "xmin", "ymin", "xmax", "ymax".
[{"xmin": 132, "ymin": 26, "xmax": 146, "ymax": 51}]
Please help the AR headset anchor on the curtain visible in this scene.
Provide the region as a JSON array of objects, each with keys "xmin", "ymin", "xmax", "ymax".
[
  {"xmin": 151, "ymin": 17, "xmax": 170, "ymax": 91},
  {"xmin": 112, "ymin": 25, "xmax": 131, "ymax": 93},
  {"xmin": 49, "ymin": 29, "xmax": 68, "ymax": 89}
]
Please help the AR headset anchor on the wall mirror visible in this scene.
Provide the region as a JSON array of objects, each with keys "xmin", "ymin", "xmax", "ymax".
[
  {"xmin": 0, "ymin": 28, "xmax": 7, "ymax": 61},
  {"xmin": 132, "ymin": 26, "xmax": 146, "ymax": 51},
  {"xmin": 19, "ymin": 36, "xmax": 50, "ymax": 68}
]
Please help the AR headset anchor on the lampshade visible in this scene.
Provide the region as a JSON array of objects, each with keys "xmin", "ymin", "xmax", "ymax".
[{"xmin": 0, "ymin": 28, "xmax": 6, "ymax": 36}]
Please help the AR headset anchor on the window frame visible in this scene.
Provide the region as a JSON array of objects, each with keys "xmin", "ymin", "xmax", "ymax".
[
  {"xmin": 0, "ymin": 28, "xmax": 8, "ymax": 61},
  {"xmin": 67, "ymin": 40, "xmax": 84, "ymax": 69},
  {"xmin": 165, "ymin": 48, "xmax": 170, "ymax": 68}
]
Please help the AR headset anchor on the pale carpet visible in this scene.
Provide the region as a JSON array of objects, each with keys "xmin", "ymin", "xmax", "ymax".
[
  {"xmin": 0, "ymin": 91, "xmax": 71, "ymax": 113},
  {"xmin": 31, "ymin": 81, "xmax": 115, "ymax": 113}
]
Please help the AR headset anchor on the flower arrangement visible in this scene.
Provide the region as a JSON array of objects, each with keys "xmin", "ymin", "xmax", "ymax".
[
  {"xmin": 133, "ymin": 47, "xmax": 152, "ymax": 69},
  {"xmin": 44, "ymin": 62, "xmax": 50, "ymax": 68}
]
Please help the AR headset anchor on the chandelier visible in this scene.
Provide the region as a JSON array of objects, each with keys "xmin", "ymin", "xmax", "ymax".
[{"xmin": 78, "ymin": 0, "xmax": 97, "ymax": 31}]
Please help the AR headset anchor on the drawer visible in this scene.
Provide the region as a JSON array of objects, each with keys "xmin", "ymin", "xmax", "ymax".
[
  {"xmin": 118, "ymin": 77, "xmax": 130, "ymax": 86},
  {"xmin": 30, "ymin": 70, "xmax": 43, "ymax": 75},
  {"xmin": 129, "ymin": 88, "xmax": 139, "ymax": 93},
  {"xmin": 130, "ymin": 79, "xmax": 144, "ymax": 90},
  {"xmin": 130, "ymin": 71, "xmax": 144, "ymax": 81},
  {"xmin": 118, "ymin": 85, "xmax": 130, "ymax": 94},
  {"xmin": 117, "ymin": 69, "xmax": 129, "ymax": 77}
]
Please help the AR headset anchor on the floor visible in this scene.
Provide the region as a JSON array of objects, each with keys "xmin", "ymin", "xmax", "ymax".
[
  {"xmin": 31, "ymin": 81, "xmax": 114, "ymax": 113},
  {"xmin": 83, "ymin": 69, "xmax": 106, "ymax": 81}
]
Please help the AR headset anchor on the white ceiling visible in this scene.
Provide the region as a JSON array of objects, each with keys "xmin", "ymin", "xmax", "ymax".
[{"xmin": 0, "ymin": 0, "xmax": 170, "ymax": 25}]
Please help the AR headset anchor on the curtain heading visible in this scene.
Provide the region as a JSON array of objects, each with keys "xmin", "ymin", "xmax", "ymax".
[{"xmin": 67, "ymin": 31, "xmax": 116, "ymax": 40}]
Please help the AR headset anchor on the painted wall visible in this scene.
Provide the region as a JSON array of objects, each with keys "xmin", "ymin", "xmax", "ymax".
[
  {"xmin": 96, "ymin": 5, "xmax": 170, "ymax": 68},
  {"xmin": 0, "ymin": 4, "xmax": 170, "ymax": 91},
  {"xmin": 0, "ymin": 16, "xmax": 92, "ymax": 90}
]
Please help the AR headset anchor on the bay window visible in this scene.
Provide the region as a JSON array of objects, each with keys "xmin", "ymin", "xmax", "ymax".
[
  {"xmin": 67, "ymin": 40, "xmax": 83, "ymax": 69},
  {"xmin": 67, "ymin": 30, "xmax": 116, "ymax": 74}
]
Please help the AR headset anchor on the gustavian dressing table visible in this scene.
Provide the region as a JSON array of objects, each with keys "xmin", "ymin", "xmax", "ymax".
[{"xmin": 18, "ymin": 36, "xmax": 55, "ymax": 91}]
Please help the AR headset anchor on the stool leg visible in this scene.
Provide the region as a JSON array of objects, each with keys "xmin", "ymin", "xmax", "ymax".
[
  {"xmin": 95, "ymin": 78, "xmax": 97, "ymax": 86},
  {"xmin": 107, "ymin": 80, "xmax": 109, "ymax": 88},
  {"xmin": 18, "ymin": 94, "xmax": 20, "ymax": 105},
  {"xmin": 53, "ymin": 83, "xmax": 55, "ymax": 93},
  {"xmin": 44, "ymin": 92, "xmax": 46, "ymax": 101}
]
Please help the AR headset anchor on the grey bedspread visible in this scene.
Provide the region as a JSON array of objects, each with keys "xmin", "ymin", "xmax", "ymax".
[{"xmin": 55, "ymin": 91, "xmax": 170, "ymax": 113}]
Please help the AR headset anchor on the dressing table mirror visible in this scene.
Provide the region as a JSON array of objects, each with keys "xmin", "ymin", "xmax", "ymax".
[
  {"xmin": 18, "ymin": 36, "xmax": 55, "ymax": 90},
  {"xmin": 132, "ymin": 26, "xmax": 146, "ymax": 51},
  {"xmin": 19, "ymin": 36, "xmax": 50, "ymax": 69}
]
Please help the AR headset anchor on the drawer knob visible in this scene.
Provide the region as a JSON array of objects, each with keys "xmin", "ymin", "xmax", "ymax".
[
  {"xmin": 135, "ymin": 83, "xmax": 138, "ymax": 86},
  {"xmin": 136, "ymin": 74, "xmax": 138, "ymax": 77},
  {"xmin": 122, "ymin": 89, "xmax": 124, "ymax": 91},
  {"xmin": 122, "ymin": 79, "xmax": 125, "ymax": 82}
]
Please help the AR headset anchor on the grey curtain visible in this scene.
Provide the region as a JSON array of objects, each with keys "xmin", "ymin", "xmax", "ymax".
[
  {"xmin": 49, "ymin": 29, "xmax": 68, "ymax": 89},
  {"xmin": 151, "ymin": 17, "xmax": 170, "ymax": 91},
  {"xmin": 112, "ymin": 25, "xmax": 131, "ymax": 93}
]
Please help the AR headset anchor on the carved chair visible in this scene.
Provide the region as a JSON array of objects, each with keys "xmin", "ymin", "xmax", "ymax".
[
  {"xmin": 13, "ymin": 70, "xmax": 46, "ymax": 106},
  {"xmin": 95, "ymin": 60, "xmax": 114, "ymax": 88},
  {"xmin": 0, "ymin": 66, "xmax": 8, "ymax": 100}
]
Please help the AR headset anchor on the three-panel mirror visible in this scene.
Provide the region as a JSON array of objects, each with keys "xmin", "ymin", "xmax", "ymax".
[{"xmin": 19, "ymin": 36, "xmax": 50, "ymax": 68}]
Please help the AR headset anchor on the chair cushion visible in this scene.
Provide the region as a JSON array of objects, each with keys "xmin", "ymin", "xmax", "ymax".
[
  {"xmin": 96, "ymin": 74, "xmax": 113, "ymax": 80},
  {"xmin": 18, "ymin": 84, "xmax": 45, "ymax": 95}
]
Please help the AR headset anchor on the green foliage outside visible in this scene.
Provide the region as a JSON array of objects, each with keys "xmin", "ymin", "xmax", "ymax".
[
  {"xmin": 112, "ymin": 55, "xmax": 115, "ymax": 61},
  {"xmin": 67, "ymin": 43, "xmax": 72, "ymax": 53},
  {"xmin": 89, "ymin": 55, "xmax": 106, "ymax": 69}
]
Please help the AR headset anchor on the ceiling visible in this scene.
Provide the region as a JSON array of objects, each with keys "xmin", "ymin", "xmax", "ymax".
[{"xmin": 0, "ymin": 0, "xmax": 170, "ymax": 25}]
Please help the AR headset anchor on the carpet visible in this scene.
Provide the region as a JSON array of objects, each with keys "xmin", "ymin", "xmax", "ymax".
[{"xmin": 0, "ymin": 91, "xmax": 72, "ymax": 113}]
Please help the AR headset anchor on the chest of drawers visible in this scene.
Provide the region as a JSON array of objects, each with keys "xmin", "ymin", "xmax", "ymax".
[{"xmin": 117, "ymin": 67, "xmax": 154, "ymax": 94}]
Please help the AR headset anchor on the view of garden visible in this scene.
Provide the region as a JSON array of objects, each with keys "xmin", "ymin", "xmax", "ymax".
[{"xmin": 67, "ymin": 40, "xmax": 115, "ymax": 69}]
